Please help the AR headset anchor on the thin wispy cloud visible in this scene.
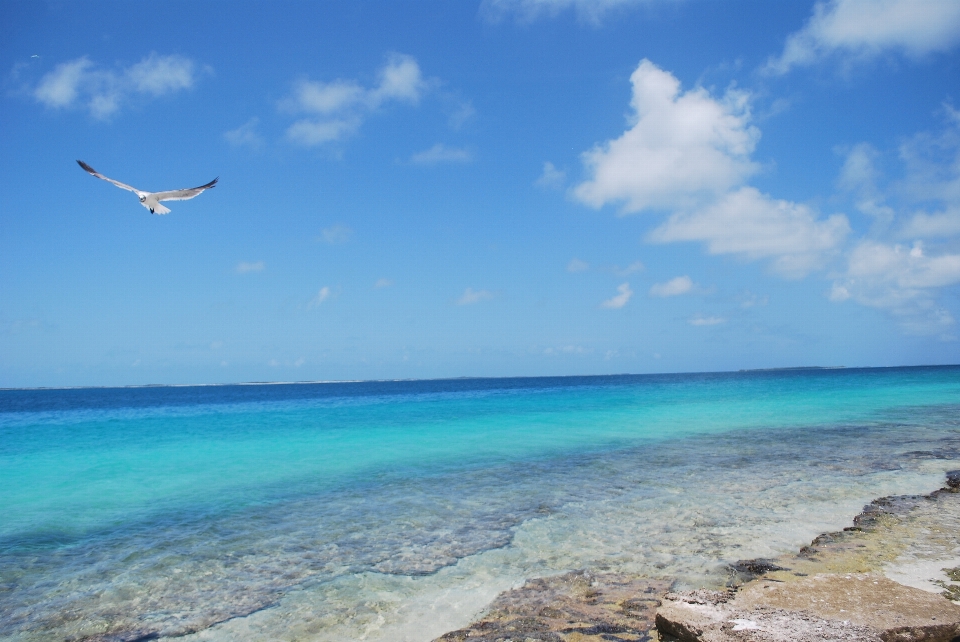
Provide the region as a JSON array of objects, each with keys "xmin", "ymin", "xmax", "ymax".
[
  {"xmin": 567, "ymin": 258, "xmax": 589, "ymax": 273},
  {"xmin": 224, "ymin": 118, "xmax": 263, "ymax": 149},
  {"xmin": 33, "ymin": 53, "xmax": 200, "ymax": 119},
  {"xmin": 235, "ymin": 260, "xmax": 265, "ymax": 274},
  {"xmin": 650, "ymin": 275, "xmax": 692, "ymax": 297},
  {"xmin": 543, "ymin": 345, "xmax": 591, "ymax": 355},
  {"xmin": 536, "ymin": 162, "xmax": 566, "ymax": 189},
  {"xmin": 410, "ymin": 143, "xmax": 471, "ymax": 165},
  {"xmin": 457, "ymin": 288, "xmax": 494, "ymax": 305},
  {"xmin": 308, "ymin": 286, "xmax": 331, "ymax": 308},
  {"xmin": 827, "ymin": 112, "xmax": 960, "ymax": 335},
  {"xmin": 689, "ymin": 315, "xmax": 725, "ymax": 326},
  {"xmin": 283, "ymin": 53, "xmax": 429, "ymax": 146},
  {"xmin": 319, "ymin": 224, "xmax": 352, "ymax": 244},
  {"xmin": 614, "ymin": 261, "xmax": 644, "ymax": 276},
  {"xmin": 481, "ymin": 0, "xmax": 665, "ymax": 25},
  {"xmin": 766, "ymin": 0, "xmax": 960, "ymax": 74},
  {"xmin": 602, "ymin": 282, "xmax": 633, "ymax": 309}
]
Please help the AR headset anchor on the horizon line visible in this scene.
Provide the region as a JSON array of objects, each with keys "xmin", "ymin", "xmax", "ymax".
[{"xmin": 3, "ymin": 363, "xmax": 958, "ymax": 392}]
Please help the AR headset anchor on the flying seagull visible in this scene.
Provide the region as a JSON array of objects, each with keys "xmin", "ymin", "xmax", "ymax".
[{"xmin": 77, "ymin": 160, "xmax": 218, "ymax": 214}]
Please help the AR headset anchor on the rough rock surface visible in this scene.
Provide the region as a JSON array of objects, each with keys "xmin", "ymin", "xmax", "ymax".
[
  {"xmin": 656, "ymin": 588, "xmax": 880, "ymax": 642},
  {"xmin": 434, "ymin": 471, "xmax": 960, "ymax": 642},
  {"xmin": 433, "ymin": 570, "xmax": 669, "ymax": 642},
  {"xmin": 656, "ymin": 573, "xmax": 960, "ymax": 641}
]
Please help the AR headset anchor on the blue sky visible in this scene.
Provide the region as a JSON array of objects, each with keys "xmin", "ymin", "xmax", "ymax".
[{"xmin": 3, "ymin": 0, "xmax": 960, "ymax": 387}]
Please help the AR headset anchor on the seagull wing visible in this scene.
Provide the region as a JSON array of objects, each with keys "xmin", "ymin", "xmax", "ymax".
[
  {"xmin": 77, "ymin": 160, "xmax": 141, "ymax": 193},
  {"xmin": 153, "ymin": 177, "xmax": 219, "ymax": 202}
]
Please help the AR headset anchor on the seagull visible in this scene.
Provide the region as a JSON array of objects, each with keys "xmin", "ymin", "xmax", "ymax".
[{"xmin": 77, "ymin": 160, "xmax": 218, "ymax": 215}]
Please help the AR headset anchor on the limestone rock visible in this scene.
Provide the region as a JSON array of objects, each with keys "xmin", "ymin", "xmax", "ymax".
[
  {"xmin": 433, "ymin": 570, "xmax": 668, "ymax": 642},
  {"xmin": 655, "ymin": 573, "xmax": 960, "ymax": 642}
]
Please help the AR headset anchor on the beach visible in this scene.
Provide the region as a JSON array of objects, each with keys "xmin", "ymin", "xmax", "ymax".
[{"xmin": 1, "ymin": 367, "xmax": 959, "ymax": 641}]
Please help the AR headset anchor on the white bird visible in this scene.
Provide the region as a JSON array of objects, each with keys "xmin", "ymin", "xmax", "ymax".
[{"xmin": 77, "ymin": 160, "xmax": 218, "ymax": 215}]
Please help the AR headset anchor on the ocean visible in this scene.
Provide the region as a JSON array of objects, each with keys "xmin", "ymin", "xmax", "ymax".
[{"xmin": 1, "ymin": 366, "xmax": 959, "ymax": 641}]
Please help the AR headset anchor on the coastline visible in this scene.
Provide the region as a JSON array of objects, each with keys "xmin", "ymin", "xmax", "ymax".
[{"xmin": 433, "ymin": 470, "xmax": 960, "ymax": 642}]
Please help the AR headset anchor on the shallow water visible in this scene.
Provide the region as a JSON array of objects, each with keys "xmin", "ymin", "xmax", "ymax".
[{"xmin": 1, "ymin": 367, "xmax": 959, "ymax": 641}]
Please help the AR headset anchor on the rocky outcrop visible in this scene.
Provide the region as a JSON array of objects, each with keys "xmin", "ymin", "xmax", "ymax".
[
  {"xmin": 656, "ymin": 573, "xmax": 960, "ymax": 642},
  {"xmin": 433, "ymin": 570, "xmax": 668, "ymax": 642},
  {"xmin": 433, "ymin": 471, "xmax": 960, "ymax": 642}
]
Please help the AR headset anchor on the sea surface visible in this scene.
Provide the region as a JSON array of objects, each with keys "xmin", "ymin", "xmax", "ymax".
[{"xmin": 1, "ymin": 367, "xmax": 959, "ymax": 641}]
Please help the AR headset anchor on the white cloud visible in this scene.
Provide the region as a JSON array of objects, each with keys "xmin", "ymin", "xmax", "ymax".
[
  {"xmin": 573, "ymin": 59, "xmax": 759, "ymax": 214},
  {"xmin": 544, "ymin": 345, "xmax": 591, "ymax": 355},
  {"xmin": 837, "ymin": 143, "xmax": 895, "ymax": 223},
  {"xmin": 650, "ymin": 275, "xmax": 692, "ymax": 297},
  {"xmin": 481, "ymin": 0, "xmax": 663, "ymax": 24},
  {"xmin": 614, "ymin": 261, "xmax": 645, "ymax": 276},
  {"xmin": 410, "ymin": 143, "xmax": 471, "ymax": 165},
  {"xmin": 689, "ymin": 315, "xmax": 725, "ymax": 326},
  {"xmin": 286, "ymin": 118, "xmax": 360, "ymax": 146},
  {"xmin": 567, "ymin": 258, "xmax": 589, "ymax": 273},
  {"xmin": 447, "ymin": 100, "xmax": 476, "ymax": 129},
  {"xmin": 34, "ymin": 58, "xmax": 92, "ymax": 108},
  {"xmin": 649, "ymin": 187, "xmax": 850, "ymax": 278},
  {"xmin": 308, "ymin": 286, "xmax": 331, "ymax": 308},
  {"xmin": 236, "ymin": 260, "xmax": 265, "ymax": 274},
  {"xmin": 283, "ymin": 53, "xmax": 428, "ymax": 147},
  {"xmin": 319, "ymin": 224, "xmax": 352, "ymax": 244},
  {"xmin": 901, "ymin": 208, "xmax": 960, "ymax": 238},
  {"xmin": 831, "ymin": 240, "xmax": 960, "ymax": 334},
  {"xmin": 897, "ymin": 110, "xmax": 960, "ymax": 209},
  {"xmin": 224, "ymin": 118, "xmax": 263, "ymax": 149},
  {"xmin": 602, "ymin": 282, "xmax": 633, "ymax": 308},
  {"xmin": 737, "ymin": 291, "xmax": 769, "ymax": 308},
  {"xmin": 458, "ymin": 288, "xmax": 494, "ymax": 305},
  {"xmin": 767, "ymin": 0, "xmax": 960, "ymax": 74},
  {"xmin": 536, "ymin": 161, "xmax": 566, "ymax": 189},
  {"xmin": 374, "ymin": 278, "xmax": 393, "ymax": 288},
  {"xmin": 33, "ymin": 53, "xmax": 199, "ymax": 119},
  {"xmin": 126, "ymin": 53, "xmax": 195, "ymax": 96}
]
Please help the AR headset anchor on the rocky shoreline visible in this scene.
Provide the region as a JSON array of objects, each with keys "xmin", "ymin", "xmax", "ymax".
[{"xmin": 433, "ymin": 470, "xmax": 960, "ymax": 642}]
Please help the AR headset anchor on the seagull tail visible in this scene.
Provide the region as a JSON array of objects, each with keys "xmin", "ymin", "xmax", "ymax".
[{"xmin": 152, "ymin": 203, "xmax": 171, "ymax": 215}]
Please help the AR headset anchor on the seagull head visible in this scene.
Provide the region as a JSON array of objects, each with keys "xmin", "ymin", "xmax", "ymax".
[{"xmin": 139, "ymin": 195, "xmax": 146, "ymax": 203}]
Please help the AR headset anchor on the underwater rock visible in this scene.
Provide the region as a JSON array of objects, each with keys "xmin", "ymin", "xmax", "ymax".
[{"xmin": 433, "ymin": 570, "xmax": 669, "ymax": 642}]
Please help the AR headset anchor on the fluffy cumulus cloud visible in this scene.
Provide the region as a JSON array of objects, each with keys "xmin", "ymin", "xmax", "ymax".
[
  {"xmin": 649, "ymin": 187, "xmax": 850, "ymax": 277},
  {"xmin": 33, "ymin": 53, "xmax": 198, "ymax": 119},
  {"xmin": 481, "ymin": 0, "xmax": 661, "ymax": 24},
  {"xmin": 767, "ymin": 0, "xmax": 960, "ymax": 74},
  {"xmin": 602, "ymin": 282, "xmax": 633, "ymax": 308},
  {"xmin": 650, "ymin": 275, "xmax": 692, "ymax": 297},
  {"xmin": 831, "ymin": 241, "xmax": 960, "ymax": 335},
  {"xmin": 574, "ymin": 59, "xmax": 759, "ymax": 213},
  {"xmin": 410, "ymin": 143, "xmax": 471, "ymax": 165},
  {"xmin": 283, "ymin": 54, "xmax": 428, "ymax": 146}
]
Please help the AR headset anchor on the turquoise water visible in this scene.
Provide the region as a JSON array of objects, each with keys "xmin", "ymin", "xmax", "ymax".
[{"xmin": 2, "ymin": 367, "xmax": 959, "ymax": 641}]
